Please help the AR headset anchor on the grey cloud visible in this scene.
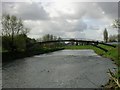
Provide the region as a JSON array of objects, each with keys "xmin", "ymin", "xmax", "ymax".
[
  {"xmin": 97, "ymin": 2, "xmax": 118, "ymax": 19},
  {"xmin": 2, "ymin": 2, "xmax": 116, "ymax": 21},
  {"xmin": 24, "ymin": 19, "xmax": 87, "ymax": 39},
  {"xmin": 71, "ymin": 2, "xmax": 117, "ymax": 20},
  {"xmin": 87, "ymin": 25, "xmax": 100, "ymax": 30},
  {"xmin": 1, "ymin": 2, "xmax": 118, "ymax": 40},
  {"xmin": 2, "ymin": 2, "xmax": 49, "ymax": 20},
  {"xmin": 49, "ymin": 2, "xmax": 105, "ymax": 20},
  {"xmin": 74, "ymin": 20, "xmax": 87, "ymax": 31}
]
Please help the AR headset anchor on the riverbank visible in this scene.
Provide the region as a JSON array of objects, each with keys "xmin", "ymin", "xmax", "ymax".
[
  {"xmin": 64, "ymin": 44, "xmax": 119, "ymax": 88},
  {"xmin": 2, "ymin": 47, "xmax": 64, "ymax": 64}
]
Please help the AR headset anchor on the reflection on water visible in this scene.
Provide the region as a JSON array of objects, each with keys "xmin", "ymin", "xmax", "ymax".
[{"xmin": 2, "ymin": 50, "xmax": 117, "ymax": 88}]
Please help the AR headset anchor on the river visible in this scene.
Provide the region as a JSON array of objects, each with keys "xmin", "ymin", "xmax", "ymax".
[{"xmin": 2, "ymin": 49, "xmax": 117, "ymax": 88}]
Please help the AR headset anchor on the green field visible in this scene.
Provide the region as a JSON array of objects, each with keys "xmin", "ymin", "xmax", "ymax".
[{"xmin": 64, "ymin": 44, "xmax": 120, "ymax": 88}]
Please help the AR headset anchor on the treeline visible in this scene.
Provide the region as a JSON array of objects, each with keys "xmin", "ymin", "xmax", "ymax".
[
  {"xmin": 38, "ymin": 34, "xmax": 64, "ymax": 48},
  {"xmin": 108, "ymin": 34, "xmax": 120, "ymax": 42},
  {"xmin": 37, "ymin": 34, "xmax": 62, "ymax": 42},
  {"xmin": 2, "ymin": 14, "xmax": 31, "ymax": 52},
  {"xmin": 2, "ymin": 14, "xmax": 63, "ymax": 62}
]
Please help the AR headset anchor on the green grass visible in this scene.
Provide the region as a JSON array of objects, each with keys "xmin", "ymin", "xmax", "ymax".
[
  {"xmin": 97, "ymin": 44, "xmax": 119, "ymax": 65},
  {"xmin": 64, "ymin": 44, "xmax": 120, "ymax": 88}
]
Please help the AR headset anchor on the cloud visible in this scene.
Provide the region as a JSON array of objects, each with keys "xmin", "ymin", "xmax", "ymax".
[
  {"xmin": 87, "ymin": 25, "xmax": 100, "ymax": 30},
  {"xmin": 2, "ymin": 1, "xmax": 118, "ymax": 40},
  {"xmin": 73, "ymin": 19, "xmax": 87, "ymax": 31},
  {"xmin": 2, "ymin": 2, "xmax": 49, "ymax": 20},
  {"xmin": 97, "ymin": 2, "xmax": 118, "ymax": 19},
  {"xmin": 24, "ymin": 18, "xmax": 87, "ymax": 39},
  {"xmin": 42, "ymin": 2, "xmax": 105, "ymax": 20}
]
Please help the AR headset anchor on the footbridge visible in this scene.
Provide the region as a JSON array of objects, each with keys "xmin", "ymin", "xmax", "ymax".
[{"xmin": 36, "ymin": 38, "xmax": 116, "ymax": 52}]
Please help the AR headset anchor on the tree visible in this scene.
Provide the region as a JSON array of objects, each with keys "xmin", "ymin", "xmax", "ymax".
[
  {"xmin": 2, "ymin": 14, "xmax": 29, "ymax": 36},
  {"xmin": 53, "ymin": 36, "xmax": 57, "ymax": 40},
  {"xmin": 2, "ymin": 14, "xmax": 29, "ymax": 51},
  {"xmin": 42, "ymin": 34, "xmax": 50, "ymax": 41},
  {"xmin": 58, "ymin": 37, "xmax": 62, "ymax": 41},
  {"xmin": 103, "ymin": 28, "xmax": 108, "ymax": 43},
  {"xmin": 41, "ymin": 34, "xmax": 63, "ymax": 48},
  {"xmin": 112, "ymin": 19, "xmax": 120, "ymax": 43},
  {"xmin": 69, "ymin": 39, "xmax": 75, "ymax": 45},
  {"xmin": 112, "ymin": 19, "xmax": 120, "ymax": 29},
  {"xmin": 108, "ymin": 35, "xmax": 117, "ymax": 42},
  {"xmin": 50, "ymin": 34, "xmax": 53, "ymax": 41},
  {"xmin": 42, "ymin": 34, "xmax": 59, "ymax": 41}
]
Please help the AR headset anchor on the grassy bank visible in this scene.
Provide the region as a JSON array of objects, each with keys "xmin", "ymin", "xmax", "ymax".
[{"xmin": 64, "ymin": 44, "xmax": 119, "ymax": 88}]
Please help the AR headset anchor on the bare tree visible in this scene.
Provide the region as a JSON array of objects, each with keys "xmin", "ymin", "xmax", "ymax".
[
  {"xmin": 2, "ymin": 14, "xmax": 29, "ymax": 51},
  {"xmin": 112, "ymin": 19, "xmax": 120, "ymax": 29}
]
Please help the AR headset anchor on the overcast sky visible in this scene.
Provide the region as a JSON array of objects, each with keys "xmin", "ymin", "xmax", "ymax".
[{"xmin": 2, "ymin": 0, "xmax": 119, "ymax": 41}]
